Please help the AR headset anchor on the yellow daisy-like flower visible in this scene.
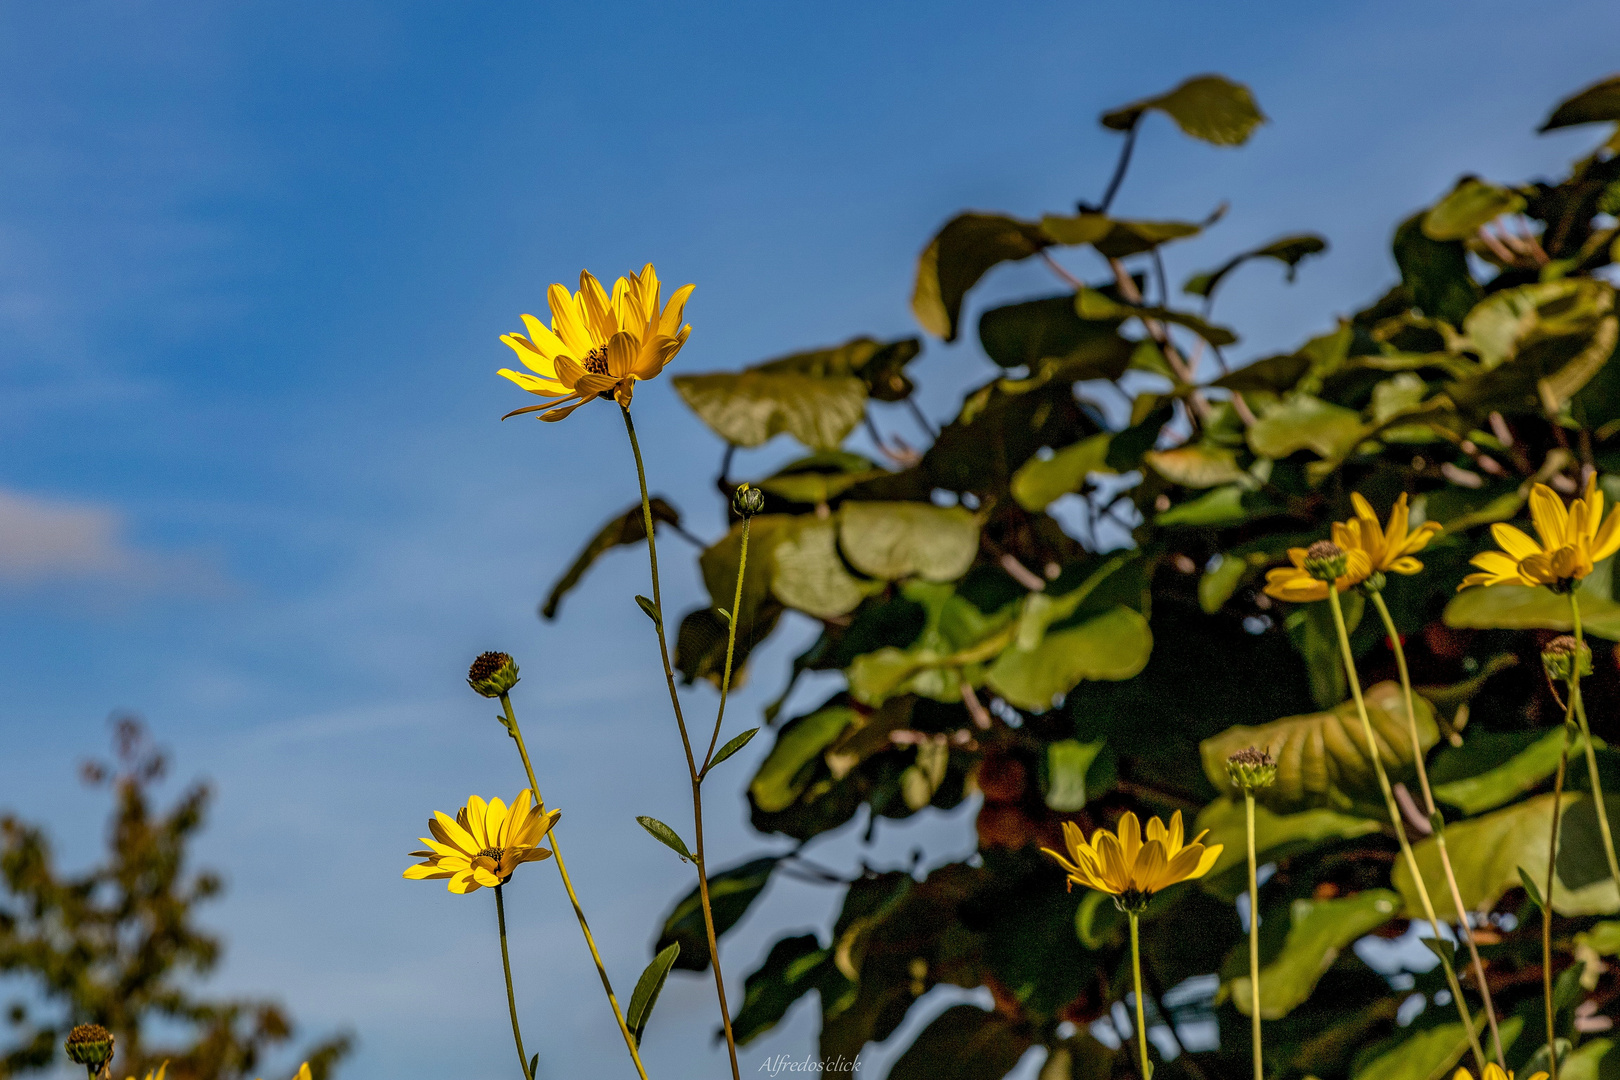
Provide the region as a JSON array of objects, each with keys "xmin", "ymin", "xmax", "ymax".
[
  {"xmin": 1460, "ymin": 475, "xmax": 1620, "ymax": 590},
  {"xmin": 1041, "ymin": 811, "xmax": 1222, "ymax": 908},
  {"xmin": 1452, "ymin": 1064, "xmax": 1546, "ymax": 1080},
  {"xmin": 498, "ymin": 264, "xmax": 694, "ymax": 422},
  {"xmin": 1264, "ymin": 492, "xmax": 1441, "ymax": 603},
  {"xmin": 403, "ymin": 789, "xmax": 560, "ymax": 894}
]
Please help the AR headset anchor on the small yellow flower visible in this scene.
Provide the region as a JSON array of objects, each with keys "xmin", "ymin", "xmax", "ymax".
[
  {"xmin": 404, "ymin": 790, "xmax": 560, "ymax": 894},
  {"xmin": 1264, "ymin": 492, "xmax": 1440, "ymax": 603},
  {"xmin": 1452, "ymin": 1063, "xmax": 1546, "ymax": 1080},
  {"xmin": 1041, "ymin": 811, "xmax": 1222, "ymax": 907},
  {"xmin": 498, "ymin": 264, "xmax": 694, "ymax": 422},
  {"xmin": 1461, "ymin": 475, "xmax": 1620, "ymax": 590}
]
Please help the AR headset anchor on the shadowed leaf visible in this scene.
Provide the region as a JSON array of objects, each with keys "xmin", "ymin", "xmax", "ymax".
[
  {"xmin": 542, "ymin": 498, "xmax": 682, "ymax": 619},
  {"xmin": 1184, "ymin": 234, "xmax": 1327, "ymax": 300},
  {"xmin": 656, "ymin": 857, "xmax": 782, "ymax": 972},
  {"xmin": 626, "ymin": 943, "xmax": 680, "ymax": 1045},
  {"xmin": 1540, "ymin": 75, "xmax": 1620, "ymax": 131}
]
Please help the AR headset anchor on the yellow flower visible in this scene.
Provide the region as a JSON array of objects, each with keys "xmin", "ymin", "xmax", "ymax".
[
  {"xmin": 1263, "ymin": 492, "xmax": 1440, "ymax": 603},
  {"xmin": 1452, "ymin": 1064, "xmax": 1546, "ymax": 1080},
  {"xmin": 1041, "ymin": 811, "xmax": 1222, "ymax": 906},
  {"xmin": 498, "ymin": 264, "xmax": 694, "ymax": 422},
  {"xmin": 404, "ymin": 790, "xmax": 560, "ymax": 894},
  {"xmin": 1461, "ymin": 475, "xmax": 1620, "ymax": 590},
  {"xmin": 129, "ymin": 1065, "xmax": 309, "ymax": 1080}
]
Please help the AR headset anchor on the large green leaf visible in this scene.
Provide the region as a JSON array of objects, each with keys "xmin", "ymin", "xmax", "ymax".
[
  {"xmin": 1393, "ymin": 792, "xmax": 1617, "ymax": 917},
  {"xmin": 1040, "ymin": 214, "xmax": 1203, "ymax": 259},
  {"xmin": 1432, "ymin": 728, "xmax": 1596, "ymax": 815},
  {"xmin": 1540, "ymin": 75, "xmax": 1620, "ymax": 131},
  {"xmin": 1076, "ymin": 286, "xmax": 1238, "ymax": 346},
  {"xmin": 1353, "ymin": 1016, "xmax": 1515, "ymax": 1080},
  {"xmin": 1100, "ymin": 74, "xmax": 1267, "ymax": 146},
  {"xmin": 985, "ymin": 605, "xmax": 1152, "ymax": 712},
  {"xmin": 752, "ymin": 336, "xmax": 923, "ymax": 402},
  {"xmin": 977, "ymin": 294, "xmax": 1133, "ymax": 378},
  {"xmin": 1183, "ymin": 234, "xmax": 1328, "ymax": 299},
  {"xmin": 771, "ymin": 517, "xmax": 869, "ymax": 619},
  {"xmin": 1392, "ymin": 213, "xmax": 1481, "ymax": 326},
  {"xmin": 913, "ymin": 213, "xmax": 1050, "ymax": 340},
  {"xmin": 837, "ymin": 501, "xmax": 979, "ymax": 582},
  {"xmin": 656, "ymin": 856, "xmax": 781, "ymax": 971},
  {"xmin": 1195, "ymin": 798, "xmax": 1381, "ymax": 897},
  {"xmin": 1463, "ymin": 280, "xmax": 1615, "ymax": 371},
  {"xmin": 1199, "ymin": 680, "xmax": 1436, "ymax": 814},
  {"xmin": 885, "ymin": 1004, "xmax": 1032, "ymax": 1080},
  {"xmin": 1010, "ymin": 433, "xmax": 1113, "ymax": 511},
  {"xmin": 845, "ymin": 581, "xmax": 1018, "ymax": 706},
  {"xmin": 1043, "ymin": 739, "xmax": 1107, "ymax": 812},
  {"xmin": 730, "ymin": 934, "xmax": 848, "ymax": 1047},
  {"xmin": 1247, "ymin": 393, "xmax": 1364, "ymax": 460},
  {"xmin": 700, "ymin": 517, "xmax": 786, "ymax": 624},
  {"xmin": 673, "ymin": 370, "xmax": 866, "ymax": 450},
  {"xmin": 1229, "ymin": 890, "xmax": 1398, "ymax": 1019},
  {"xmin": 1445, "ymin": 554, "xmax": 1620, "ymax": 641},
  {"xmin": 1144, "ymin": 442, "xmax": 1250, "ymax": 488},
  {"xmin": 1451, "ymin": 313, "xmax": 1617, "ymax": 415},
  {"xmin": 755, "ymin": 451, "xmax": 885, "ymax": 505},
  {"xmin": 1560, "ymin": 1038, "xmax": 1615, "ymax": 1080},
  {"xmin": 540, "ymin": 497, "xmax": 683, "ymax": 619},
  {"xmin": 750, "ymin": 705, "xmax": 859, "ymax": 813},
  {"xmin": 1422, "ymin": 178, "xmax": 1527, "ymax": 241}
]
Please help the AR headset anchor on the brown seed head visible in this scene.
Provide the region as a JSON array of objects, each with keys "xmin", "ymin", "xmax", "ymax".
[
  {"xmin": 65, "ymin": 1025, "xmax": 114, "ymax": 1069},
  {"xmin": 1303, "ymin": 540, "xmax": 1348, "ymax": 583},
  {"xmin": 467, "ymin": 651, "xmax": 520, "ymax": 698}
]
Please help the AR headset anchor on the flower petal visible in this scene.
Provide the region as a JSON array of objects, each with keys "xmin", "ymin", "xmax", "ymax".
[
  {"xmin": 1489, "ymin": 523, "xmax": 1543, "ymax": 562},
  {"xmin": 1529, "ymin": 483, "xmax": 1570, "ymax": 549}
]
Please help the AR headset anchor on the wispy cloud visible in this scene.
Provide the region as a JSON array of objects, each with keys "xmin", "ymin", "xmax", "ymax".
[{"xmin": 0, "ymin": 486, "xmax": 224, "ymax": 592}]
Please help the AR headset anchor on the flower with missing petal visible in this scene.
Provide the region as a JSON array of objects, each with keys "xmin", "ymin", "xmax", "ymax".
[
  {"xmin": 498, "ymin": 264, "xmax": 694, "ymax": 422},
  {"xmin": 1460, "ymin": 476, "xmax": 1620, "ymax": 591},
  {"xmin": 1041, "ymin": 810, "xmax": 1222, "ymax": 910},
  {"xmin": 404, "ymin": 790, "xmax": 560, "ymax": 894},
  {"xmin": 1264, "ymin": 492, "xmax": 1441, "ymax": 603}
]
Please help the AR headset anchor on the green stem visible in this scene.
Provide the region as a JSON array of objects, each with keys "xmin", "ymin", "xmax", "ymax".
[
  {"xmin": 1544, "ymin": 699, "xmax": 1574, "ymax": 1080},
  {"xmin": 495, "ymin": 885, "xmax": 534, "ymax": 1080},
  {"xmin": 1369, "ymin": 592, "xmax": 1504, "ymax": 1064},
  {"xmin": 499, "ymin": 694, "xmax": 650, "ymax": 1080},
  {"xmin": 1129, "ymin": 911, "xmax": 1152, "ymax": 1080},
  {"xmin": 1569, "ymin": 591, "xmax": 1620, "ymax": 891},
  {"xmin": 1244, "ymin": 791, "xmax": 1263, "ymax": 1080},
  {"xmin": 621, "ymin": 406, "xmax": 743, "ymax": 1080},
  {"xmin": 701, "ymin": 515, "xmax": 751, "ymax": 775},
  {"xmin": 1326, "ymin": 588, "xmax": 1486, "ymax": 1072}
]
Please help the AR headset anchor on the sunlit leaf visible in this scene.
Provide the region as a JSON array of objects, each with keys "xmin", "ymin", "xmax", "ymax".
[
  {"xmin": 1195, "ymin": 797, "xmax": 1381, "ymax": 897},
  {"xmin": 1076, "ymin": 286, "xmax": 1238, "ymax": 346},
  {"xmin": 1445, "ymin": 555, "xmax": 1620, "ymax": 641},
  {"xmin": 1039, "ymin": 214, "xmax": 1203, "ymax": 259},
  {"xmin": 985, "ymin": 605, "xmax": 1152, "ymax": 713},
  {"xmin": 1043, "ymin": 739, "xmax": 1106, "ymax": 812},
  {"xmin": 1246, "ymin": 394, "xmax": 1364, "ymax": 461},
  {"xmin": 912, "ymin": 213, "xmax": 1050, "ymax": 340},
  {"xmin": 1010, "ymin": 433, "xmax": 1113, "ymax": 511},
  {"xmin": 1431, "ymin": 728, "xmax": 1594, "ymax": 815},
  {"xmin": 673, "ymin": 370, "xmax": 866, "ymax": 450},
  {"xmin": 1144, "ymin": 442, "xmax": 1250, "ymax": 488},
  {"xmin": 771, "ymin": 516, "xmax": 870, "ymax": 619},
  {"xmin": 1422, "ymin": 178, "xmax": 1526, "ymax": 241},
  {"xmin": 708, "ymin": 728, "xmax": 760, "ymax": 772},
  {"xmin": 636, "ymin": 816, "xmax": 693, "ymax": 861},
  {"xmin": 1352, "ymin": 1016, "xmax": 1501, "ymax": 1080},
  {"xmin": 750, "ymin": 705, "xmax": 859, "ymax": 813},
  {"xmin": 838, "ymin": 501, "xmax": 980, "ymax": 582},
  {"xmin": 1229, "ymin": 890, "xmax": 1398, "ymax": 1019},
  {"xmin": 1101, "ymin": 74, "xmax": 1267, "ymax": 146}
]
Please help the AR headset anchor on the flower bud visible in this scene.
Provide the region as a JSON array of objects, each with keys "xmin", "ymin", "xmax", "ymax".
[
  {"xmin": 65, "ymin": 1024, "xmax": 114, "ymax": 1075},
  {"xmin": 467, "ymin": 651, "xmax": 520, "ymax": 698},
  {"xmin": 1362, "ymin": 571, "xmax": 1387, "ymax": 594},
  {"xmin": 1226, "ymin": 746, "xmax": 1277, "ymax": 792},
  {"xmin": 733, "ymin": 483, "xmax": 764, "ymax": 518},
  {"xmin": 1303, "ymin": 540, "xmax": 1348, "ymax": 583},
  {"xmin": 1543, "ymin": 635, "xmax": 1593, "ymax": 683}
]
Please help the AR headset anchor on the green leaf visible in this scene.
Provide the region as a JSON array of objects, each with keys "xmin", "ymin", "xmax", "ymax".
[
  {"xmin": 1183, "ymin": 234, "xmax": 1328, "ymax": 300},
  {"xmin": 1100, "ymin": 74, "xmax": 1267, "ymax": 146},
  {"xmin": 730, "ymin": 934, "xmax": 845, "ymax": 1047},
  {"xmin": 1352, "ymin": 1016, "xmax": 1498, "ymax": 1080},
  {"xmin": 1555, "ymin": 793, "xmax": 1620, "ymax": 892},
  {"xmin": 635, "ymin": 595, "xmax": 660, "ymax": 623},
  {"xmin": 1519, "ymin": 865, "xmax": 1546, "ymax": 910},
  {"xmin": 708, "ymin": 727, "xmax": 760, "ymax": 771},
  {"xmin": 977, "ymin": 294, "xmax": 1134, "ymax": 377},
  {"xmin": 756, "ymin": 451, "xmax": 884, "ymax": 505},
  {"xmin": 1044, "ymin": 739, "xmax": 1105, "ymax": 812},
  {"xmin": 656, "ymin": 856, "xmax": 781, "ymax": 971},
  {"xmin": 1195, "ymin": 798, "xmax": 1381, "ymax": 897},
  {"xmin": 985, "ymin": 605, "xmax": 1152, "ymax": 712},
  {"xmin": 1200, "ymin": 680, "xmax": 1435, "ymax": 814},
  {"xmin": 885, "ymin": 1004, "xmax": 1032, "ymax": 1080},
  {"xmin": 1432, "ymin": 727, "xmax": 1590, "ymax": 815},
  {"xmin": 674, "ymin": 601, "xmax": 783, "ymax": 688},
  {"xmin": 1422, "ymin": 178, "xmax": 1527, "ymax": 241},
  {"xmin": 1559, "ymin": 1037, "xmax": 1614, "ymax": 1080},
  {"xmin": 636, "ymin": 816, "xmax": 693, "ymax": 861},
  {"xmin": 749, "ymin": 706, "xmax": 859, "ymax": 813},
  {"xmin": 1540, "ymin": 75, "xmax": 1620, "ymax": 131},
  {"xmin": 1076, "ymin": 286, "xmax": 1238, "ymax": 346},
  {"xmin": 542, "ymin": 498, "xmax": 682, "ymax": 619},
  {"xmin": 1575, "ymin": 921, "xmax": 1620, "ymax": 957},
  {"xmin": 1010, "ymin": 433, "xmax": 1113, "ymax": 511},
  {"xmin": 912, "ymin": 213, "xmax": 1050, "ymax": 340},
  {"xmin": 751, "ymin": 335, "xmax": 923, "ymax": 402},
  {"xmin": 672, "ymin": 370, "xmax": 867, "ymax": 450},
  {"xmin": 1229, "ymin": 890, "xmax": 1398, "ymax": 1019},
  {"xmin": 1462, "ymin": 279, "xmax": 1615, "ymax": 372},
  {"xmin": 1392, "ymin": 213, "xmax": 1480, "ymax": 326},
  {"xmin": 529, "ymin": 1052, "xmax": 538, "ymax": 1078},
  {"xmin": 1419, "ymin": 935, "xmax": 1457, "ymax": 968},
  {"xmin": 1246, "ymin": 393, "xmax": 1364, "ymax": 461},
  {"xmin": 1452, "ymin": 314, "xmax": 1617, "ymax": 416},
  {"xmin": 1285, "ymin": 591, "xmax": 1364, "ymax": 709},
  {"xmin": 1446, "ymin": 554, "xmax": 1620, "ymax": 641},
  {"xmin": 1144, "ymin": 442, "xmax": 1250, "ymax": 488},
  {"xmin": 700, "ymin": 517, "xmax": 783, "ymax": 626},
  {"xmin": 1211, "ymin": 352, "xmax": 1311, "ymax": 394},
  {"xmin": 1075, "ymin": 888, "xmax": 1124, "ymax": 949},
  {"xmin": 1155, "ymin": 484, "xmax": 1252, "ymax": 528},
  {"xmin": 1039, "ymin": 214, "xmax": 1204, "ymax": 259},
  {"xmin": 838, "ymin": 501, "xmax": 980, "ymax": 582},
  {"xmin": 771, "ymin": 516, "xmax": 870, "ymax": 619},
  {"xmin": 1199, "ymin": 552, "xmax": 1255, "ymax": 613},
  {"xmin": 626, "ymin": 943, "xmax": 680, "ymax": 1045}
]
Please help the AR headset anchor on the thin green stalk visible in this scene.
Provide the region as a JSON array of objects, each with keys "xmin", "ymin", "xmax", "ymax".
[
  {"xmin": 495, "ymin": 885, "xmax": 534, "ymax": 1080},
  {"xmin": 1543, "ymin": 700, "xmax": 1574, "ymax": 1080},
  {"xmin": 1326, "ymin": 588, "xmax": 1486, "ymax": 1072},
  {"xmin": 621, "ymin": 406, "xmax": 743, "ymax": 1080},
  {"xmin": 1128, "ymin": 911, "xmax": 1152, "ymax": 1080},
  {"xmin": 1244, "ymin": 791, "xmax": 1263, "ymax": 1080},
  {"xmin": 1569, "ymin": 591, "xmax": 1620, "ymax": 891},
  {"xmin": 499, "ymin": 693, "xmax": 650, "ymax": 1080},
  {"xmin": 701, "ymin": 515, "xmax": 750, "ymax": 774},
  {"xmin": 1369, "ymin": 592, "xmax": 1504, "ymax": 1064}
]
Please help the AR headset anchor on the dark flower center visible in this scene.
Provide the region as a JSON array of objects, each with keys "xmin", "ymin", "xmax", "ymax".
[{"xmin": 582, "ymin": 346, "xmax": 610, "ymax": 376}]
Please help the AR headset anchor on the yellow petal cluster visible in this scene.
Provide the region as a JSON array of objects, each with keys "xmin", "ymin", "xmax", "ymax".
[
  {"xmin": 1452, "ymin": 1064, "xmax": 1546, "ymax": 1080},
  {"xmin": 130, "ymin": 1064, "xmax": 309, "ymax": 1080},
  {"xmin": 404, "ymin": 790, "xmax": 560, "ymax": 894},
  {"xmin": 498, "ymin": 264, "xmax": 694, "ymax": 422},
  {"xmin": 1264, "ymin": 492, "xmax": 1441, "ymax": 603},
  {"xmin": 1461, "ymin": 476, "xmax": 1620, "ymax": 590},
  {"xmin": 1041, "ymin": 811, "xmax": 1221, "ymax": 902}
]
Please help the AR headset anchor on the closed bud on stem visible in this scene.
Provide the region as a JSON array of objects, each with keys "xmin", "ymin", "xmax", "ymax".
[
  {"xmin": 65, "ymin": 1024, "xmax": 114, "ymax": 1077},
  {"xmin": 1362, "ymin": 570, "xmax": 1387, "ymax": 594},
  {"xmin": 1543, "ymin": 635, "xmax": 1592, "ymax": 683},
  {"xmin": 1226, "ymin": 746, "xmax": 1277, "ymax": 792},
  {"xmin": 468, "ymin": 651, "xmax": 520, "ymax": 698},
  {"xmin": 733, "ymin": 482, "xmax": 764, "ymax": 518},
  {"xmin": 1303, "ymin": 540, "xmax": 1348, "ymax": 583}
]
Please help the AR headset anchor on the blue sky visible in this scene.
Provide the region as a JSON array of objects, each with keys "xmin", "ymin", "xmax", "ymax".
[{"xmin": 2, "ymin": 2, "xmax": 1619, "ymax": 1078}]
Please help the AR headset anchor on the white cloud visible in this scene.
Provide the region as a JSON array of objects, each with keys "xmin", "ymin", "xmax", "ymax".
[{"xmin": 0, "ymin": 486, "xmax": 221, "ymax": 590}]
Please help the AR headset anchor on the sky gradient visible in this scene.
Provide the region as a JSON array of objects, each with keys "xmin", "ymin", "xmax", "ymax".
[{"xmin": 3, "ymin": 2, "xmax": 1619, "ymax": 1078}]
